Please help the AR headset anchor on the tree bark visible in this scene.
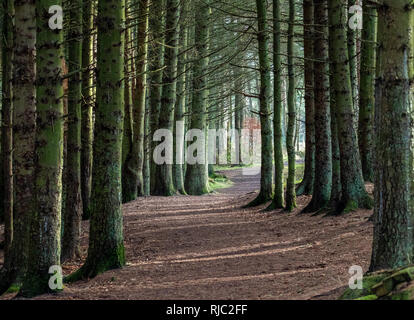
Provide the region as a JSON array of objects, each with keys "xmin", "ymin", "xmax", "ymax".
[
  {"xmin": 358, "ymin": 0, "xmax": 376, "ymax": 182},
  {"xmin": 20, "ymin": 0, "xmax": 65, "ymax": 297},
  {"xmin": 303, "ymin": 0, "xmax": 332, "ymax": 213},
  {"xmin": 329, "ymin": 0, "xmax": 372, "ymax": 213},
  {"xmin": 62, "ymin": 0, "xmax": 83, "ymax": 262},
  {"xmin": 66, "ymin": 0, "xmax": 126, "ymax": 282},
  {"xmin": 296, "ymin": 0, "xmax": 315, "ymax": 197},
  {"xmin": 369, "ymin": 0, "xmax": 414, "ymax": 271}
]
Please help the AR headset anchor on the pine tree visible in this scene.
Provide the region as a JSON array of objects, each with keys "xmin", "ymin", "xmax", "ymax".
[
  {"xmin": 0, "ymin": 0, "xmax": 14, "ymax": 293},
  {"xmin": 329, "ymin": 0, "xmax": 372, "ymax": 213},
  {"xmin": 285, "ymin": 0, "xmax": 297, "ymax": 212},
  {"xmin": 81, "ymin": 0, "xmax": 95, "ymax": 220},
  {"xmin": 296, "ymin": 0, "xmax": 315, "ymax": 197},
  {"xmin": 184, "ymin": 0, "xmax": 211, "ymax": 195},
  {"xmin": 269, "ymin": 0, "xmax": 284, "ymax": 209},
  {"xmin": 20, "ymin": 0, "xmax": 65, "ymax": 297},
  {"xmin": 123, "ymin": 0, "xmax": 149, "ymax": 201},
  {"xmin": 303, "ymin": 0, "xmax": 332, "ymax": 213},
  {"xmin": 154, "ymin": 0, "xmax": 180, "ymax": 196},
  {"xmin": 370, "ymin": 0, "xmax": 414, "ymax": 271},
  {"xmin": 62, "ymin": 0, "xmax": 83, "ymax": 262},
  {"xmin": 358, "ymin": 0, "xmax": 377, "ymax": 183},
  {"xmin": 246, "ymin": 0, "xmax": 273, "ymax": 206},
  {"xmin": 66, "ymin": 0, "xmax": 126, "ymax": 281}
]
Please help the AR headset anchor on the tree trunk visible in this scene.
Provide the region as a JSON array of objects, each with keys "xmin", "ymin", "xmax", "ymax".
[
  {"xmin": 269, "ymin": 0, "xmax": 284, "ymax": 209},
  {"xmin": 246, "ymin": 0, "xmax": 273, "ymax": 207},
  {"xmin": 62, "ymin": 0, "xmax": 83, "ymax": 262},
  {"xmin": 20, "ymin": 0, "xmax": 65, "ymax": 297},
  {"xmin": 66, "ymin": 0, "xmax": 126, "ymax": 282},
  {"xmin": 296, "ymin": 0, "xmax": 315, "ymax": 197},
  {"xmin": 329, "ymin": 0, "xmax": 372, "ymax": 213},
  {"xmin": 303, "ymin": 0, "xmax": 332, "ymax": 213},
  {"xmin": 81, "ymin": 0, "xmax": 94, "ymax": 220},
  {"xmin": 123, "ymin": 0, "xmax": 149, "ymax": 200},
  {"xmin": 149, "ymin": 0, "xmax": 166, "ymax": 194},
  {"xmin": 184, "ymin": 0, "xmax": 211, "ymax": 195},
  {"xmin": 154, "ymin": 0, "xmax": 180, "ymax": 196},
  {"xmin": 285, "ymin": 0, "xmax": 297, "ymax": 212},
  {"xmin": 173, "ymin": 3, "xmax": 189, "ymax": 195},
  {"xmin": 358, "ymin": 0, "xmax": 376, "ymax": 182},
  {"xmin": 0, "ymin": 0, "xmax": 14, "ymax": 293},
  {"xmin": 369, "ymin": 0, "xmax": 414, "ymax": 271}
]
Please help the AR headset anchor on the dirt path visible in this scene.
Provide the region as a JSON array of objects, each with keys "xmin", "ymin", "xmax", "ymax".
[{"xmin": 2, "ymin": 169, "xmax": 374, "ymax": 300}]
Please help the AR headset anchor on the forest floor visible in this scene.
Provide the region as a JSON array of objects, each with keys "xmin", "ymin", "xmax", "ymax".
[{"xmin": 0, "ymin": 168, "xmax": 374, "ymax": 300}]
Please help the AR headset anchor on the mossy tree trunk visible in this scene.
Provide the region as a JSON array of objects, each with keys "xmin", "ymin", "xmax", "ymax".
[
  {"xmin": 269, "ymin": 0, "xmax": 284, "ymax": 209},
  {"xmin": 329, "ymin": 0, "xmax": 372, "ymax": 213},
  {"xmin": 154, "ymin": 0, "xmax": 180, "ymax": 196},
  {"xmin": 173, "ymin": 2, "xmax": 189, "ymax": 195},
  {"xmin": 81, "ymin": 0, "xmax": 94, "ymax": 220},
  {"xmin": 328, "ymin": 0, "xmax": 341, "ymax": 207},
  {"xmin": 296, "ymin": 0, "xmax": 315, "ymax": 197},
  {"xmin": 184, "ymin": 0, "xmax": 210, "ymax": 196},
  {"xmin": 123, "ymin": 0, "xmax": 149, "ymax": 201},
  {"xmin": 347, "ymin": 0, "xmax": 358, "ymax": 111},
  {"xmin": 122, "ymin": 15, "xmax": 133, "ymax": 202},
  {"xmin": 62, "ymin": 0, "xmax": 83, "ymax": 262},
  {"xmin": 1, "ymin": 0, "xmax": 37, "ymax": 293},
  {"xmin": 304, "ymin": 0, "xmax": 332, "ymax": 213},
  {"xmin": 20, "ymin": 0, "xmax": 65, "ymax": 298},
  {"xmin": 0, "ymin": 0, "xmax": 14, "ymax": 293},
  {"xmin": 369, "ymin": 0, "xmax": 414, "ymax": 271},
  {"xmin": 246, "ymin": 0, "xmax": 273, "ymax": 207},
  {"xmin": 66, "ymin": 0, "xmax": 126, "ymax": 282},
  {"xmin": 149, "ymin": 0, "xmax": 166, "ymax": 194},
  {"xmin": 358, "ymin": 1, "xmax": 377, "ymax": 183},
  {"xmin": 285, "ymin": 0, "xmax": 297, "ymax": 212}
]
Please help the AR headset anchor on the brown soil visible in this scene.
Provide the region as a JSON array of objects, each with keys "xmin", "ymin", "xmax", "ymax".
[{"xmin": 0, "ymin": 169, "xmax": 374, "ymax": 300}]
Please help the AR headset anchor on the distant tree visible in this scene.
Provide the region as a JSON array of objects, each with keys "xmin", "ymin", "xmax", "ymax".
[
  {"xmin": 62, "ymin": 0, "xmax": 83, "ymax": 261},
  {"xmin": 358, "ymin": 0, "xmax": 377, "ymax": 182},
  {"xmin": 184, "ymin": 0, "xmax": 211, "ymax": 195},
  {"xmin": 246, "ymin": 0, "xmax": 273, "ymax": 207},
  {"xmin": 303, "ymin": 0, "xmax": 332, "ymax": 213},
  {"xmin": 285, "ymin": 0, "xmax": 297, "ymax": 212}
]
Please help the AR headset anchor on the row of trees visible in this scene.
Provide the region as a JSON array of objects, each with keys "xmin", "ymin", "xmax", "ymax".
[{"xmin": 0, "ymin": 0, "xmax": 413, "ymax": 297}]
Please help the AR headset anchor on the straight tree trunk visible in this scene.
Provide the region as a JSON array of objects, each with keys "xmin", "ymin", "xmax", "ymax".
[
  {"xmin": 62, "ymin": 0, "xmax": 83, "ymax": 262},
  {"xmin": 285, "ymin": 0, "xmax": 297, "ymax": 212},
  {"xmin": 370, "ymin": 0, "xmax": 414, "ymax": 271},
  {"xmin": 66, "ymin": 0, "xmax": 126, "ymax": 282},
  {"xmin": 0, "ymin": 0, "xmax": 14, "ymax": 293},
  {"xmin": 328, "ymin": 0, "xmax": 341, "ymax": 207},
  {"xmin": 303, "ymin": 0, "xmax": 332, "ymax": 213},
  {"xmin": 154, "ymin": 0, "xmax": 180, "ymax": 196},
  {"xmin": 329, "ymin": 0, "xmax": 372, "ymax": 213},
  {"xmin": 81, "ymin": 0, "xmax": 94, "ymax": 220},
  {"xmin": 122, "ymin": 17, "xmax": 133, "ymax": 202},
  {"xmin": 123, "ymin": 0, "xmax": 149, "ymax": 200},
  {"xmin": 296, "ymin": 0, "xmax": 315, "ymax": 197},
  {"xmin": 184, "ymin": 0, "xmax": 210, "ymax": 195},
  {"xmin": 269, "ymin": 0, "xmax": 284, "ymax": 209},
  {"xmin": 246, "ymin": 0, "xmax": 273, "ymax": 206},
  {"xmin": 149, "ymin": 0, "xmax": 166, "ymax": 194},
  {"xmin": 20, "ymin": 0, "xmax": 65, "ymax": 297},
  {"xmin": 358, "ymin": 0, "xmax": 376, "ymax": 182},
  {"xmin": 173, "ymin": 3, "xmax": 189, "ymax": 195},
  {"xmin": 347, "ymin": 0, "xmax": 358, "ymax": 111}
]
